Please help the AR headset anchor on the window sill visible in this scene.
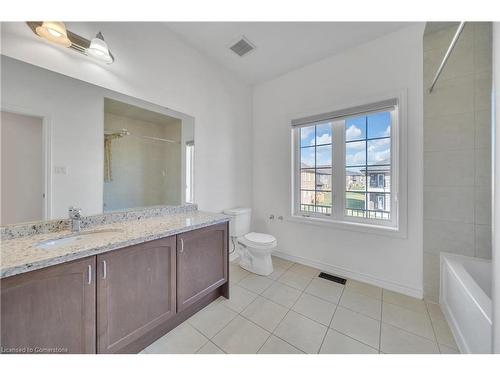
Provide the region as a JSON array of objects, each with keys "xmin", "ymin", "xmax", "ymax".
[{"xmin": 287, "ymin": 215, "xmax": 407, "ymax": 239}]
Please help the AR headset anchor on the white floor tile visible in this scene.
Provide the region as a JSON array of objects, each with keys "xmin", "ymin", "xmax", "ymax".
[
  {"xmin": 278, "ymin": 270, "xmax": 313, "ymax": 290},
  {"xmin": 292, "ymin": 293, "xmax": 336, "ymax": 326},
  {"xmin": 288, "ymin": 263, "xmax": 321, "ymax": 277},
  {"xmin": 320, "ymin": 329, "xmax": 378, "ymax": 354},
  {"xmin": 261, "ymin": 281, "xmax": 302, "ymax": 308},
  {"xmin": 345, "ymin": 279, "xmax": 382, "ymax": 300},
  {"xmin": 272, "ymin": 256, "xmax": 294, "ymax": 270},
  {"xmin": 425, "ymin": 301, "xmax": 446, "ymax": 322},
  {"xmin": 241, "ymin": 296, "xmax": 288, "ymax": 332},
  {"xmin": 439, "ymin": 343, "xmax": 460, "ymax": 354},
  {"xmin": 339, "ymin": 289, "xmax": 382, "ymax": 320},
  {"xmin": 305, "ymin": 278, "xmax": 344, "ymax": 303},
  {"xmin": 212, "ymin": 316, "xmax": 270, "ymax": 354},
  {"xmin": 382, "ymin": 302, "xmax": 435, "ymax": 340},
  {"xmin": 274, "ymin": 311, "xmax": 328, "ymax": 354},
  {"xmin": 266, "ymin": 266, "xmax": 287, "ymax": 281},
  {"xmin": 220, "ymin": 285, "xmax": 258, "ymax": 313},
  {"xmin": 380, "ymin": 323, "xmax": 439, "ymax": 354},
  {"xmin": 432, "ymin": 318, "xmax": 458, "ymax": 348},
  {"xmin": 238, "ymin": 273, "xmax": 274, "ymax": 294},
  {"xmin": 330, "ymin": 306, "xmax": 380, "ymax": 349},
  {"xmin": 229, "ymin": 263, "xmax": 250, "ymax": 284},
  {"xmin": 383, "ymin": 290, "xmax": 427, "ymax": 314},
  {"xmin": 196, "ymin": 341, "xmax": 225, "ymax": 354},
  {"xmin": 143, "ymin": 323, "xmax": 208, "ymax": 354},
  {"xmin": 258, "ymin": 335, "xmax": 304, "ymax": 354},
  {"xmin": 188, "ymin": 302, "xmax": 238, "ymax": 338}
]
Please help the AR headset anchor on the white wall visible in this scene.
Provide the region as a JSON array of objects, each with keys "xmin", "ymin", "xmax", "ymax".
[
  {"xmin": 492, "ymin": 22, "xmax": 499, "ymax": 354},
  {"xmin": 252, "ymin": 24, "xmax": 425, "ymax": 296},
  {"xmin": 1, "ymin": 57, "xmax": 104, "ymax": 218},
  {"xmin": 0, "ymin": 22, "xmax": 253, "ymax": 214},
  {"xmin": 1, "ymin": 111, "xmax": 44, "ymax": 224}
]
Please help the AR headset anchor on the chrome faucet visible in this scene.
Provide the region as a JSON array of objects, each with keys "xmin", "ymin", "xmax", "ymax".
[{"xmin": 68, "ymin": 206, "xmax": 82, "ymax": 232}]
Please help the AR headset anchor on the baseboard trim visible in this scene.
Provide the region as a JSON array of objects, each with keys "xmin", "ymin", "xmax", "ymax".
[{"xmin": 273, "ymin": 250, "xmax": 423, "ymax": 299}]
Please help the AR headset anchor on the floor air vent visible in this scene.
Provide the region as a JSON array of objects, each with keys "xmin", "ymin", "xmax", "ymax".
[
  {"xmin": 318, "ymin": 272, "xmax": 346, "ymax": 285},
  {"xmin": 229, "ymin": 37, "xmax": 255, "ymax": 57}
]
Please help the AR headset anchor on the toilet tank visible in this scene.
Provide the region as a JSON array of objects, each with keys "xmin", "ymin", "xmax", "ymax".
[{"xmin": 223, "ymin": 207, "xmax": 251, "ymax": 237}]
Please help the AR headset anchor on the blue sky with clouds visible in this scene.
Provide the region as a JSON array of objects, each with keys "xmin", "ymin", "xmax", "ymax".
[{"xmin": 300, "ymin": 112, "xmax": 391, "ymax": 168}]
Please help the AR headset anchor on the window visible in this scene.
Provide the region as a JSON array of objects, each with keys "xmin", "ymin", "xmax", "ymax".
[{"xmin": 292, "ymin": 99, "xmax": 399, "ymax": 229}]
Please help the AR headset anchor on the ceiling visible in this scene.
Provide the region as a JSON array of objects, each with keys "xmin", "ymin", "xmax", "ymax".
[{"xmin": 165, "ymin": 22, "xmax": 416, "ymax": 85}]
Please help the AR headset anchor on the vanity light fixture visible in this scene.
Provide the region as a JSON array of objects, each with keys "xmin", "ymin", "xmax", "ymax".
[
  {"xmin": 27, "ymin": 22, "xmax": 115, "ymax": 65},
  {"xmin": 35, "ymin": 21, "xmax": 72, "ymax": 47},
  {"xmin": 87, "ymin": 32, "xmax": 114, "ymax": 64}
]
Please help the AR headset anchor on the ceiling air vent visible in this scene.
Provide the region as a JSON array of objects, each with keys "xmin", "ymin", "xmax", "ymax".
[{"xmin": 229, "ymin": 37, "xmax": 255, "ymax": 57}]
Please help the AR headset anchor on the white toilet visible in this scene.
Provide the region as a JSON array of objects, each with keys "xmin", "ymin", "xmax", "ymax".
[{"xmin": 223, "ymin": 208, "xmax": 277, "ymax": 276}]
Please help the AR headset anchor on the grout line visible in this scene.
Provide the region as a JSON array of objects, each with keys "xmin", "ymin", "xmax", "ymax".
[
  {"xmin": 317, "ymin": 285, "xmax": 345, "ymax": 353},
  {"xmin": 424, "ymin": 300, "xmax": 441, "ymax": 353}
]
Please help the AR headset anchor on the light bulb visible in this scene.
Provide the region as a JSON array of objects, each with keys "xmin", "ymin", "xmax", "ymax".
[
  {"xmin": 35, "ymin": 22, "xmax": 71, "ymax": 47},
  {"xmin": 87, "ymin": 32, "xmax": 113, "ymax": 64}
]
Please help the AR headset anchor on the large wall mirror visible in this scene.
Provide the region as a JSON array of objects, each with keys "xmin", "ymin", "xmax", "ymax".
[{"xmin": 0, "ymin": 55, "xmax": 195, "ymax": 226}]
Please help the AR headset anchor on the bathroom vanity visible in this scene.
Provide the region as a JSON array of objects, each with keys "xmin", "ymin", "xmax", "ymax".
[{"xmin": 0, "ymin": 208, "xmax": 229, "ymax": 354}]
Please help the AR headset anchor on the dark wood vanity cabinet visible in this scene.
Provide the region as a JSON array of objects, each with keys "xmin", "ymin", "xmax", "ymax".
[
  {"xmin": 0, "ymin": 257, "xmax": 96, "ymax": 354},
  {"xmin": 0, "ymin": 222, "xmax": 229, "ymax": 354},
  {"xmin": 96, "ymin": 236, "xmax": 177, "ymax": 354},
  {"xmin": 176, "ymin": 223, "xmax": 228, "ymax": 312}
]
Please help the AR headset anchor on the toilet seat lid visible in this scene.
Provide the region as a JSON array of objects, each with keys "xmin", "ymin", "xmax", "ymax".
[{"xmin": 244, "ymin": 232, "xmax": 276, "ymax": 244}]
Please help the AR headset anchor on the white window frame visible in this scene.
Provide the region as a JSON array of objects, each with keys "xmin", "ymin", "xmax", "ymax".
[{"xmin": 290, "ymin": 95, "xmax": 406, "ymax": 236}]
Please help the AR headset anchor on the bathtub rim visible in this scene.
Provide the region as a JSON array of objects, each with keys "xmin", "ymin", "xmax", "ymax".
[{"xmin": 439, "ymin": 252, "xmax": 492, "ymax": 354}]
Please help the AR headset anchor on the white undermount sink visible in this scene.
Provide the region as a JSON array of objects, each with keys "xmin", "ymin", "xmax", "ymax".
[{"xmin": 35, "ymin": 229, "xmax": 124, "ymax": 250}]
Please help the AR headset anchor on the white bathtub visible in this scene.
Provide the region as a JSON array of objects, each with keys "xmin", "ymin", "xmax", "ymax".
[{"xmin": 440, "ymin": 252, "xmax": 492, "ymax": 353}]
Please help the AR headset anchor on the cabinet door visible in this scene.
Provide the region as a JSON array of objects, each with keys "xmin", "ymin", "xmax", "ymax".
[
  {"xmin": 97, "ymin": 236, "xmax": 176, "ymax": 353},
  {"xmin": 1, "ymin": 257, "xmax": 96, "ymax": 354},
  {"xmin": 177, "ymin": 223, "xmax": 228, "ymax": 312}
]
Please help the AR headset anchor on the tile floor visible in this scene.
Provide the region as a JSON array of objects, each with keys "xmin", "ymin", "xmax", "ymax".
[{"xmin": 142, "ymin": 257, "xmax": 459, "ymax": 354}]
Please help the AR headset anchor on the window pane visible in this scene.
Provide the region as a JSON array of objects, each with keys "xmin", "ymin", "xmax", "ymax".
[
  {"xmin": 367, "ymin": 168, "xmax": 391, "ymax": 192},
  {"xmin": 300, "ymin": 147, "xmax": 315, "ymax": 168},
  {"xmin": 300, "ymin": 190, "xmax": 316, "ymax": 212},
  {"xmin": 346, "ymin": 192, "xmax": 365, "ymax": 210},
  {"xmin": 345, "ymin": 192, "xmax": 366, "ymax": 218},
  {"xmin": 346, "ymin": 141, "xmax": 366, "ymax": 166},
  {"xmin": 297, "ymin": 122, "xmax": 333, "ymax": 216},
  {"xmin": 316, "ymin": 145, "xmax": 332, "ymax": 167},
  {"xmin": 300, "ymin": 169, "xmax": 315, "ymax": 190},
  {"xmin": 316, "ymin": 122, "xmax": 332, "ymax": 145},
  {"xmin": 316, "ymin": 168, "xmax": 331, "ymax": 191},
  {"xmin": 345, "ymin": 116, "xmax": 366, "ymax": 141},
  {"xmin": 315, "ymin": 192, "xmax": 332, "ymax": 215},
  {"xmin": 367, "ymin": 138, "xmax": 390, "ymax": 165},
  {"xmin": 300, "ymin": 125, "xmax": 316, "ymax": 147},
  {"xmin": 367, "ymin": 112, "xmax": 391, "ymax": 139},
  {"xmin": 346, "ymin": 167, "xmax": 365, "ymax": 192},
  {"xmin": 367, "ymin": 193, "xmax": 390, "ymax": 212}
]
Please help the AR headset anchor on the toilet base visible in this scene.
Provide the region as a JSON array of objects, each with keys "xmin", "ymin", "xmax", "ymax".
[{"xmin": 239, "ymin": 247, "xmax": 274, "ymax": 276}]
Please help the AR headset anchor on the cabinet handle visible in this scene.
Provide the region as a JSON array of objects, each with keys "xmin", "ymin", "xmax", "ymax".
[
  {"xmin": 102, "ymin": 260, "xmax": 107, "ymax": 279},
  {"xmin": 180, "ymin": 238, "xmax": 184, "ymax": 253},
  {"xmin": 87, "ymin": 265, "xmax": 92, "ymax": 285}
]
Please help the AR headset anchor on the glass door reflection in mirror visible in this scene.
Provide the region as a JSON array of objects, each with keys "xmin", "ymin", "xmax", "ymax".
[
  {"xmin": 185, "ymin": 141, "xmax": 194, "ymax": 204},
  {"xmin": 103, "ymin": 99, "xmax": 188, "ymax": 211}
]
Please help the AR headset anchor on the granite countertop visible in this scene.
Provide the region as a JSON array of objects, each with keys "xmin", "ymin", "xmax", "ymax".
[{"xmin": 0, "ymin": 210, "xmax": 229, "ymax": 279}]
